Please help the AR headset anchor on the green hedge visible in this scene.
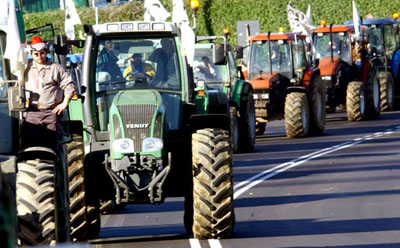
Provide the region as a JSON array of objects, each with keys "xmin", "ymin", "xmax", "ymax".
[{"xmin": 23, "ymin": 0, "xmax": 400, "ymax": 45}]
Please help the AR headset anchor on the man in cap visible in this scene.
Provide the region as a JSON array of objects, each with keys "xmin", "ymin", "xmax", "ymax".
[{"xmin": 23, "ymin": 36, "xmax": 76, "ymax": 148}]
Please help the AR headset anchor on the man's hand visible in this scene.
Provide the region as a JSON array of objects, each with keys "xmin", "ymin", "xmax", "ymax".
[{"xmin": 52, "ymin": 101, "xmax": 69, "ymax": 115}]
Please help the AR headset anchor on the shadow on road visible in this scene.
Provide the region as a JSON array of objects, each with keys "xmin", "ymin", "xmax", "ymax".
[
  {"xmin": 91, "ymin": 224, "xmax": 187, "ymax": 245},
  {"xmin": 234, "ymin": 189, "xmax": 400, "ymax": 208},
  {"xmin": 233, "ymin": 217, "xmax": 400, "ymax": 238}
]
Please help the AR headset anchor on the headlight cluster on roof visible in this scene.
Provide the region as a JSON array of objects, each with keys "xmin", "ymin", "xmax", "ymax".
[{"xmin": 94, "ymin": 21, "xmax": 173, "ymax": 33}]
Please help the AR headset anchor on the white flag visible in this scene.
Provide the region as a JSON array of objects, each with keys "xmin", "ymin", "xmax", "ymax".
[
  {"xmin": 144, "ymin": 0, "xmax": 171, "ymax": 22},
  {"xmin": 306, "ymin": 5, "xmax": 311, "ymax": 20},
  {"xmin": 0, "ymin": 0, "xmax": 10, "ymax": 31},
  {"xmin": 352, "ymin": 1, "xmax": 362, "ymax": 40},
  {"xmin": 172, "ymin": 0, "xmax": 195, "ymax": 66},
  {"xmin": 172, "ymin": 0, "xmax": 189, "ymax": 23},
  {"xmin": 287, "ymin": 2, "xmax": 316, "ymax": 36},
  {"xmin": 4, "ymin": 0, "xmax": 26, "ymax": 82},
  {"xmin": 65, "ymin": 0, "xmax": 82, "ymax": 40}
]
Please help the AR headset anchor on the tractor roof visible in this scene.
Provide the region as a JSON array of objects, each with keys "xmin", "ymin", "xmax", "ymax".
[
  {"xmin": 249, "ymin": 32, "xmax": 306, "ymax": 42},
  {"xmin": 344, "ymin": 18, "xmax": 399, "ymax": 26},
  {"xmin": 93, "ymin": 21, "xmax": 177, "ymax": 35},
  {"xmin": 314, "ymin": 25, "xmax": 355, "ymax": 33}
]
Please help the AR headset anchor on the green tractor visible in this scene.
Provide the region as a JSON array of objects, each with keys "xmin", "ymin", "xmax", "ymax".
[
  {"xmin": 69, "ymin": 20, "xmax": 236, "ymax": 239},
  {"xmin": 193, "ymin": 32, "xmax": 256, "ymax": 153}
]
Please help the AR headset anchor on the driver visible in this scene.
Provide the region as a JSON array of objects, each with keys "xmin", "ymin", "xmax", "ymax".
[
  {"xmin": 194, "ymin": 56, "xmax": 217, "ymax": 80},
  {"xmin": 123, "ymin": 53, "xmax": 155, "ymax": 81}
]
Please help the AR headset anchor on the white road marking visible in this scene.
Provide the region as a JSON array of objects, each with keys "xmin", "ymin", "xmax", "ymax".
[
  {"xmin": 208, "ymin": 239, "xmax": 223, "ymax": 248},
  {"xmin": 234, "ymin": 140, "xmax": 362, "ymax": 199},
  {"xmin": 189, "ymin": 239, "xmax": 202, "ymax": 248}
]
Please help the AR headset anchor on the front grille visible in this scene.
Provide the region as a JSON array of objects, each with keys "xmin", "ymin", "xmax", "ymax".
[{"xmin": 118, "ymin": 104, "xmax": 157, "ymax": 152}]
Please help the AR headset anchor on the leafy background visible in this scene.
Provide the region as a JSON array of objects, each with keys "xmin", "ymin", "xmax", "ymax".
[{"xmin": 23, "ymin": 0, "xmax": 400, "ymax": 44}]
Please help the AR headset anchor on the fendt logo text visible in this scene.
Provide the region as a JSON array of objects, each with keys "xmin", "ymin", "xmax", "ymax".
[{"xmin": 126, "ymin": 123, "xmax": 150, "ymax": 129}]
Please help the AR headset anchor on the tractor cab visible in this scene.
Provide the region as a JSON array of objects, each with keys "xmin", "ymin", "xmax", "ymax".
[
  {"xmin": 248, "ymin": 32, "xmax": 309, "ymax": 91},
  {"xmin": 313, "ymin": 24, "xmax": 353, "ymax": 66}
]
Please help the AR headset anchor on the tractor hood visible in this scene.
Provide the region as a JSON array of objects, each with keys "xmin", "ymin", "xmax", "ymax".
[
  {"xmin": 114, "ymin": 90, "xmax": 163, "ymax": 106},
  {"xmin": 249, "ymin": 72, "xmax": 280, "ymax": 89},
  {"xmin": 318, "ymin": 57, "xmax": 341, "ymax": 76},
  {"xmin": 110, "ymin": 90, "xmax": 165, "ymax": 157}
]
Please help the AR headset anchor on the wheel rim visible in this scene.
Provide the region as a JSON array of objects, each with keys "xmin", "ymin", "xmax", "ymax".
[
  {"xmin": 360, "ymin": 87, "xmax": 365, "ymax": 114},
  {"xmin": 373, "ymin": 78, "xmax": 380, "ymax": 109}
]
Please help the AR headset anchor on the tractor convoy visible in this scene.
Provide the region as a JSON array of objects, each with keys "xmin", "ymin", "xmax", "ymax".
[{"xmin": 0, "ymin": 0, "xmax": 400, "ymax": 246}]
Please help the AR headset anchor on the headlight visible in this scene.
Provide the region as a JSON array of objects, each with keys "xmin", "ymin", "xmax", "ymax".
[
  {"xmin": 322, "ymin": 76, "xmax": 331, "ymax": 81},
  {"xmin": 113, "ymin": 138, "xmax": 134, "ymax": 153},
  {"xmin": 142, "ymin": 137, "xmax": 163, "ymax": 152}
]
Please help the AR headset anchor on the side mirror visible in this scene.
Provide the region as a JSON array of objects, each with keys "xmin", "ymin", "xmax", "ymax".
[
  {"xmin": 7, "ymin": 83, "xmax": 28, "ymax": 111},
  {"xmin": 213, "ymin": 43, "xmax": 226, "ymax": 65},
  {"xmin": 234, "ymin": 46, "xmax": 244, "ymax": 59}
]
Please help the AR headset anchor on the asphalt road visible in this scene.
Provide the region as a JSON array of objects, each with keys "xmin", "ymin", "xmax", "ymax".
[{"xmin": 89, "ymin": 110, "xmax": 400, "ymax": 248}]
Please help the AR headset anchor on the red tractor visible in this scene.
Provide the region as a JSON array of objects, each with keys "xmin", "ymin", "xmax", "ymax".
[
  {"xmin": 244, "ymin": 32, "xmax": 326, "ymax": 137},
  {"xmin": 312, "ymin": 23, "xmax": 380, "ymax": 121}
]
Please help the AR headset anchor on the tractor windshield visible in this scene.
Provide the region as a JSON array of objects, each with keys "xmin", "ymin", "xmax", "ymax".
[
  {"xmin": 366, "ymin": 26, "xmax": 384, "ymax": 56},
  {"xmin": 95, "ymin": 37, "xmax": 181, "ymax": 92},
  {"xmin": 248, "ymin": 40, "xmax": 291, "ymax": 79},
  {"xmin": 314, "ymin": 32, "xmax": 352, "ymax": 63},
  {"xmin": 193, "ymin": 48, "xmax": 224, "ymax": 83}
]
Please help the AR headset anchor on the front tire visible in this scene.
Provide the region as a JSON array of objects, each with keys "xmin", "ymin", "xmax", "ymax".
[
  {"xmin": 191, "ymin": 128, "xmax": 234, "ymax": 239},
  {"xmin": 67, "ymin": 134, "xmax": 100, "ymax": 240},
  {"xmin": 365, "ymin": 69, "xmax": 380, "ymax": 119},
  {"xmin": 238, "ymin": 89, "xmax": 256, "ymax": 152},
  {"xmin": 284, "ymin": 92, "xmax": 310, "ymax": 138},
  {"xmin": 17, "ymin": 158, "xmax": 57, "ymax": 245},
  {"xmin": 380, "ymin": 73, "xmax": 394, "ymax": 111},
  {"xmin": 346, "ymin": 81, "xmax": 366, "ymax": 121},
  {"xmin": 308, "ymin": 75, "xmax": 326, "ymax": 134}
]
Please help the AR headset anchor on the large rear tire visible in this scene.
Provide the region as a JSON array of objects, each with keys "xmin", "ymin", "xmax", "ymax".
[
  {"xmin": 380, "ymin": 73, "xmax": 394, "ymax": 111},
  {"xmin": 191, "ymin": 128, "xmax": 234, "ymax": 239},
  {"xmin": 238, "ymin": 89, "xmax": 256, "ymax": 152},
  {"xmin": 365, "ymin": 69, "xmax": 380, "ymax": 119},
  {"xmin": 284, "ymin": 92, "xmax": 310, "ymax": 138},
  {"xmin": 17, "ymin": 158, "xmax": 57, "ymax": 246},
  {"xmin": 308, "ymin": 75, "xmax": 326, "ymax": 135},
  {"xmin": 67, "ymin": 134, "xmax": 100, "ymax": 240},
  {"xmin": 346, "ymin": 81, "xmax": 366, "ymax": 121}
]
